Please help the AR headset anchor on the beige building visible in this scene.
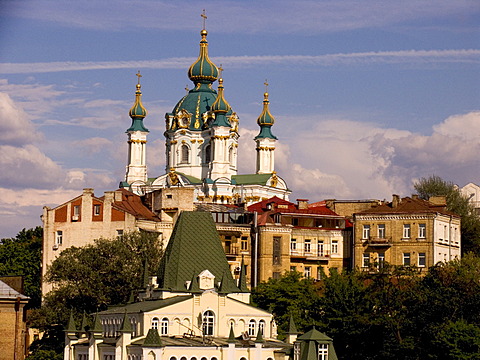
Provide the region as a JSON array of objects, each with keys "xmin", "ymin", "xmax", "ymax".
[
  {"xmin": 41, "ymin": 187, "xmax": 195, "ymax": 294},
  {"xmin": 353, "ymin": 195, "xmax": 461, "ymax": 271},
  {"xmin": 0, "ymin": 278, "xmax": 29, "ymax": 360}
]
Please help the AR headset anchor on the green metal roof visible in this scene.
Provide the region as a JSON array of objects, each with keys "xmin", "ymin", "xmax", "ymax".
[
  {"xmin": 157, "ymin": 211, "xmax": 239, "ymax": 293},
  {"xmin": 143, "ymin": 329, "xmax": 163, "ymax": 347},
  {"xmin": 232, "ymin": 173, "xmax": 273, "ymax": 186},
  {"xmin": 99, "ymin": 295, "xmax": 191, "ymax": 314},
  {"xmin": 176, "ymin": 172, "xmax": 203, "ymax": 185}
]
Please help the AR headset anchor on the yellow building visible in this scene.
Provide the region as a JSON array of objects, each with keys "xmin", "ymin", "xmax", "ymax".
[
  {"xmin": 248, "ymin": 197, "xmax": 350, "ymax": 284},
  {"xmin": 353, "ymin": 195, "xmax": 461, "ymax": 271}
]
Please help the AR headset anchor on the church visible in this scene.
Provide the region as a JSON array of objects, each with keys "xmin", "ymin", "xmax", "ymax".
[{"xmin": 119, "ymin": 26, "xmax": 290, "ymax": 205}]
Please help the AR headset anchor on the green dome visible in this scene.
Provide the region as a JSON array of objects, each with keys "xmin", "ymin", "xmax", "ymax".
[
  {"xmin": 255, "ymin": 92, "xmax": 277, "ymax": 139},
  {"xmin": 188, "ymin": 30, "xmax": 219, "ymax": 84},
  {"xmin": 211, "ymin": 78, "xmax": 232, "ymax": 128},
  {"xmin": 127, "ymin": 83, "xmax": 149, "ymax": 132}
]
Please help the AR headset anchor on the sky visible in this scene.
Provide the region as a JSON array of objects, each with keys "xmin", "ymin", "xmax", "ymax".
[{"xmin": 0, "ymin": 0, "xmax": 479, "ymax": 238}]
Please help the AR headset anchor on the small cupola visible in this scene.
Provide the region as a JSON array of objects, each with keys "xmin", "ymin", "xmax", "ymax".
[
  {"xmin": 127, "ymin": 71, "xmax": 149, "ymax": 132},
  {"xmin": 255, "ymin": 83, "xmax": 277, "ymax": 140}
]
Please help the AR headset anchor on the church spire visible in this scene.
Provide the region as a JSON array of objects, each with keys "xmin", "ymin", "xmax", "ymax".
[
  {"xmin": 125, "ymin": 71, "xmax": 149, "ymax": 187},
  {"xmin": 188, "ymin": 10, "xmax": 219, "ymax": 85},
  {"xmin": 255, "ymin": 82, "xmax": 277, "ymax": 174},
  {"xmin": 211, "ymin": 66, "xmax": 231, "ymax": 127}
]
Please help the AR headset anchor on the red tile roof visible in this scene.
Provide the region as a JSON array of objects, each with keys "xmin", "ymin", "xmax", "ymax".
[
  {"xmin": 248, "ymin": 196, "xmax": 343, "ymax": 217},
  {"xmin": 357, "ymin": 196, "xmax": 459, "ymax": 217},
  {"xmin": 110, "ymin": 188, "xmax": 160, "ymax": 221}
]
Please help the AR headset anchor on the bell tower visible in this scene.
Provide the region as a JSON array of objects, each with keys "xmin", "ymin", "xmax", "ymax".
[
  {"xmin": 125, "ymin": 71, "xmax": 149, "ymax": 184},
  {"xmin": 255, "ymin": 81, "xmax": 277, "ymax": 174}
]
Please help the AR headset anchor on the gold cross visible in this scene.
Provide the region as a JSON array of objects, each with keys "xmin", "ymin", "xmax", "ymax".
[
  {"xmin": 136, "ymin": 70, "xmax": 142, "ymax": 85},
  {"xmin": 264, "ymin": 79, "xmax": 269, "ymax": 92},
  {"xmin": 201, "ymin": 9, "xmax": 207, "ymax": 30},
  {"xmin": 218, "ymin": 64, "xmax": 224, "ymax": 78}
]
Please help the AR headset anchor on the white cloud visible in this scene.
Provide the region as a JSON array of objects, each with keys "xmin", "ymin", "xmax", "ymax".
[
  {"xmin": 0, "ymin": 92, "xmax": 39, "ymax": 145},
  {"xmin": 1, "ymin": 50, "xmax": 479, "ymax": 75},
  {"xmin": 72, "ymin": 137, "xmax": 114, "ymax": 155}
]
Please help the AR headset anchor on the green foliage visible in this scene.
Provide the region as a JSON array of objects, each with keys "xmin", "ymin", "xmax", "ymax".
[
  {"xmin": 414, "ymin": 175, "xmax": 480, "ymax": 254},
  {"xmin": 31, "ymin": 231, "xmax": 163, "ymax": 329},
  {"xmin": 252, "ymin": 271, "xmax": 322, "ymax": 337},
  {"xmin": 26, "ymin": 349, "xmax": 63, "ymax": 360},
  {"xmin": 253, "ymin": 256, "xmax": 480, "ymax": 360},
  {"xmin": 0, "ymin": 227, "xmax": 43, "ymax": 308}
]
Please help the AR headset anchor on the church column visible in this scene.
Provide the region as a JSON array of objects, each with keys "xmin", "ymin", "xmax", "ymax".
[{"xmin": 255, "ymin": 83, "xmax": 278, "ymax": 174}]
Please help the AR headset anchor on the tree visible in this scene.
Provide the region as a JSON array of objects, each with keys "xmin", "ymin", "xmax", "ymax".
[
  {"xmin": 414, "ymin": 175, "xmax": 480, "ymax": 254},
  {"xmin": 252, "ymin": 271, "xmax": 322, "ymax": 337},
  {"xmin": 31, "ymin": 231, "xmax": 163, "ymax": 329},
  {"xmin": 0, "ymin": 227, "xmax": 43, "ymax": 308}
]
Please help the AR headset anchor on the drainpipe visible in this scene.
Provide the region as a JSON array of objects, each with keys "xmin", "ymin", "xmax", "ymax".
[{"xmin": 253, "ymin": 211, "xmax": 259, "ymax": 288}]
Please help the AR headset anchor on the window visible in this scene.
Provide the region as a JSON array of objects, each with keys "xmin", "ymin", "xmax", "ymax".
[
  {"xmin": 317, "ymin": 267, "xmax": 324, "ymax": 280},
  {"xmin": 305, "ymin": 239, "xmax": 311, "ymax": 253},
  {"xmin": 151, "ymin": 317, "xmax": 159, "ymax": 329},
  {"xmin": 419, "ymin": 223, "xmax": 426, "ymax": 238},
  {"xmin": 273, "ymin": 237, "xmax": 281, "ymax": 265},
  {"xmin": 205, "ymin": 144, "xmax": 211, "ymax": 163},
  {"xmin": 403, "ymin": 253, "xmax": 411, "ymax": 266},
  {"xmin": 73, "ymin": 205, "xmax": 80, "ymax": 216},
  {"xmin": 403, "ymin": 224, "xmax": 411, "ymax": 239},
  {"xmin": 362, "ymin": 225, "xmax": 370, "ymax": 239},
  {"xmin": 304, "ymin": 266, "xmax": 311, "ymax": 278},
  {"xmin": 362, "ymin": 253, "xmax": 369, "ymax": 267},
  {"xmin": 294, "ymin": 343, "xmax": 301, "ymax": 360},
  {"xmin": 418, "ymin": 253, "xmax": 426, "ymax": 267},
  {"xmin": 444, "ymin": 225, "xmax": 448, "ymax": 242},
  {"xmin": 378, "ymin": 252, "xmax": 385, "ymax": 268},
  {"xmin": 318, "ymin": 343, "xmax": 328, "ymax": 360},
  {"xmin": 116, "ymin": 230, "xmax": 124, "ymax": 240},
  {"xmin": 272, "ymin": 271, "xmax": 281, "ymax": 279},
  {"xmin": 290, "ymin": 238, "xmax": 297, "ymax": 251},
  {"xmin": 378, "ymin": 224, "xmax": 385, "ymax": 238},
  {"xmin": 317, "ymin": 241, "xmax": 324, "ymax": 256},
  {"xmin": 181, "ymin": 144, "xmax": 189, "ymax": 163},
  {"xmin": 331, "ymin": 240, "xmax": 338, "ymax": 254},
  {"xmin": 56, "ymin": 231, "xmax": 63, "ymax": 245},
  {"xmin": 259, "ymin": 320, "xmax": 265, "ymax": 335},
  {"xmin": 241, "ymin": 236, "xmax": 248, "ymax": 251},
  {"xmin": 160, "ymin": 318, "xmax": 168, "ymax": 335},
  {"xmin": 202, "ymin": 310, "xmax": 214, "ymax": 336},
  {"xmin": 248, "ymin": 319, "xmax": 256, "ymax": 336},
  {"xmin": 229, "ymin": 146, "xmax": 234, "ymax": 164},
  {"xmin": 93, "ymin": 204, "xmax": 101, "ymax": 216}
]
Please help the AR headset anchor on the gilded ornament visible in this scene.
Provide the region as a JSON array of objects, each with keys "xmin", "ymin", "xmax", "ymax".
[{"xmin": 168, "ymin": 168, "xmax": 180, "ymax": 186}]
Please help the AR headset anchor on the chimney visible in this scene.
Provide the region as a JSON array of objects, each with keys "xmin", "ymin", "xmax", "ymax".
[
  {"xmin": 83, "ymin": 188, "xmax": 94, "ymax": 196},
  {"xmin": 412, "ymin": 194, "xmax": 419, "ymax": 200},
  {"xmin": 392, "ymin": 194, "xmax": 400, "ymax": 208},
  {"xmin": 296, "ymin": 199, "xmax": 309, "ymax": 209},
  {"xmin": 429, "ymin": 196, "xmax": 447, "ymax": 206},
  {"xmin": 114, "ymin": 190, "xmax": 123, "ymax": 202}
]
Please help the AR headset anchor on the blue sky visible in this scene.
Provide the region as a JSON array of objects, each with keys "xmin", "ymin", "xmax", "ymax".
[{"xmin": 0, "ymin": 0, "xmax": 479, "ymax": 238}]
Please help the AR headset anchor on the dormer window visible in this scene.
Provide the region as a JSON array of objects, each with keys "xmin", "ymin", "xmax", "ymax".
[{"xmin": 318, "ymin": 343, "xmax": 328, "ymax": 360}]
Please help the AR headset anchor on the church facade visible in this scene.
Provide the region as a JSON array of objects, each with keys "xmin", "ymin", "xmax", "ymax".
[{"xmin": 119, "ymin": 28, "xmax": 290, "ymax": 205}]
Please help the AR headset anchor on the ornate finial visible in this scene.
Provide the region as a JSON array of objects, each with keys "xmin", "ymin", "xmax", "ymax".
[
  {"xmin": 264, "ymin": 79, "xmax": 269, "ymax": 93},
  {"xmin": 136, "ymin": 70, "xmax": 142, "ymax": 85},
  {"xmin": 201, "ymin": 9, "xmax": 207, "ymax": 30},
  {"xmin": 218, "ymin": 64, "xmax": 224, "ymax": 79}
]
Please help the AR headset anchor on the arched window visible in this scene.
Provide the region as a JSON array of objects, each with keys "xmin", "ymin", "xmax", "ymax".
[
  {"xmin": 205, "ymin": 144, "xmax": 211, "ymax": 163},
  {"xmin": 180, "ymin": 357, "xmax": 187, "ymax": 360},
  {"xmin": 151, "ymin": 317, "xmax": 159, "ymax": 329},
  {"xmin": 259, "ymin": 320, "xmax": 266, "ymax": 336},
  {"xmin": 202, "ymin": 310, "xmax": 215, "ymax": 336},
  {"xmin": 160, "ymin": 317, "xmax": 169, "ymax": 335},
  {"xmin": 181, "ymin": 144, "xmax": 189, "ymax": 163},
  {"xmin": 248, "ymin": 319, "xmax": 256, "ymax": 336},
  {"xmin": 228, "ymin": 146, "xmax": 234, "ymax": 164}
]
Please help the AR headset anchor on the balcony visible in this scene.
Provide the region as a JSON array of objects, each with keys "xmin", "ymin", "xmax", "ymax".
[
  {"xmin": 224, "ymin": 245, "xmax": 239, "ymax": 258},
  {"xmin": 290, "ymin": 249, "xmax": 331, "ymax": 260},
  {"xmin": 365, "ymin": 237, "xmax": 392, "ymax": 247}
]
